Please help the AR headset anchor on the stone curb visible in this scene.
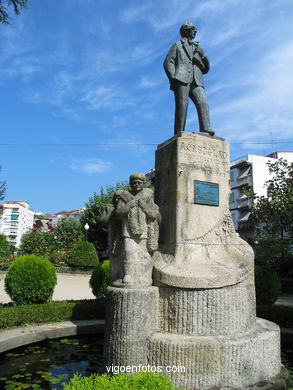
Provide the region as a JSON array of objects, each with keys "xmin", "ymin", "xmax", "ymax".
[
  {"xmin": 0, "ymin": 319, "xmax": 105, "ymax": 354},
  {"xmin": 0, "ymin": 321, "xmax": 291, "ymax": 354}
]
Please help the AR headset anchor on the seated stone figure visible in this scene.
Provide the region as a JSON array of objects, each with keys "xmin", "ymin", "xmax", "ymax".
[{"xmin": 102, "ymin": 172, "xmax": 161, "ymax": 287}]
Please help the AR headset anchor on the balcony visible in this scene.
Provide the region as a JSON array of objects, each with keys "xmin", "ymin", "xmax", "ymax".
[
  {"xmin": 237, "ymin": 175, "xmax": 252, "ymax": 187},
  {"xmin": 237, "ymin": 198, "xmax": 251, "ymax": 209}
]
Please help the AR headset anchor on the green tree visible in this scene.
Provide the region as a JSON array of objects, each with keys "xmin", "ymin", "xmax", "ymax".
[
  {"xmin": 55, "ymin": 218, "xmax": 83, "ymax": 246},
  {"xmin": 20, "ymin": 218, "xmax": 84, "ymax": 265},
  {"xmin": 250, "ymin": 158, "xmax": 293, "ymax": 238},
  {"xmin": 0, "ymin": 0, "xmax": 28, "ymax": 24},
  {"xmin": 0, "ymin": 234, "xmax": 14, "ymax": 268},
  {"xmin": 80, "ymin": 182, "xmax": 129, "ymax": 255},
  {"xmin": 247, "ymin": 159, "xmax": 293, "ymax": 277},
  {"xmin": 20, "ymin": 230, "xmax": 56, "ymax": 258},
  {"xmin": 0, "ymin": 166, "xmax": 6, "ymax": 201}
]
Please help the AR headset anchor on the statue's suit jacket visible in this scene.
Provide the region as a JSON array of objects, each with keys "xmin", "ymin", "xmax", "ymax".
[{"xmin": 163, "ymin": 37, "xmax": 210, "ymax": 91}]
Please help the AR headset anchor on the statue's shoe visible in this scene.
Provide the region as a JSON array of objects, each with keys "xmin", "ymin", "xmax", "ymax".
[
  {"xmin": 122, "ymin": 275, "xmax": 133, "ymax": 285},
  {"xmin": 112, "ymin": 279, "xmax": 123, "ymax": 287},
  {"xmin": 202, "ymin": 129, "xmax": 215, "ymax": 136}
]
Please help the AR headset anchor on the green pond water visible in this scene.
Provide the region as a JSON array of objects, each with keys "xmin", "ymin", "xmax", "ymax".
[{"xmin": 0, "ymin": 336, "xmax": 292, "ymax": 390}]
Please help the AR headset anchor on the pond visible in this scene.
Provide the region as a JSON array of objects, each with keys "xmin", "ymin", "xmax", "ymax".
[
  {"xmin": 0, "ymin": 336, "xmax": 292, "ymax": 390},
  {"xmin": 0, "ymin": 335, "xmax": 103, "ymax": 389}
]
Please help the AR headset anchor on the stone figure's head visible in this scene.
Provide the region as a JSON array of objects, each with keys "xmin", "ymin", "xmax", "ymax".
[
  {"xmin": 129, "ymin": 172, "xmax": 146, "ymax": 193},
  {"xmin": 180, "ymin": 21, "xmax": 197, "ymax": 40}
]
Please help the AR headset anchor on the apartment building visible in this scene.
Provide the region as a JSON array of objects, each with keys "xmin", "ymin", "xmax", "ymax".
[
  {"xmin": 0, "ymin": 201, "xmax": 34, "ymax": 247},
  {"xmin": 34, "ymin": 208, "xmax": 85, "ymax": 228},
  {"xmin": 230, "ymin": 151, "xmax": 293, "ymax": 240}
]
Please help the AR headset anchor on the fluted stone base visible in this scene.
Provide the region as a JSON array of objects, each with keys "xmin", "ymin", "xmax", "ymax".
[
  {"xmin": 158, "ymin": 280, "xmax": 256, "ymax": 336},
  {"xmin": 104, "ymin": 286, "xmax": 159, "ymax": 366},
  {"xmin": 148, "ymin": 318, "xmax": 281, "ymax": 390}
]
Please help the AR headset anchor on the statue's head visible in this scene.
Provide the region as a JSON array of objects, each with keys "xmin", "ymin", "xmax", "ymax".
[
  {"xmin": 129, "ymin": 172, "xmax": 146, "ymax": 193},
  {"xmin": 180, "ymin": 21, "xmax": 197, "ymax": 39}
]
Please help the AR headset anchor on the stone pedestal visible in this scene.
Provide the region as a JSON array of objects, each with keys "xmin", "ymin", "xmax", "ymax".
[
  {"xmin": 153, "ymin": 132, "xmax": 254, "ymax": 288},
  {"xmin": 149, "ymin": 133, "xmax": 283, "ymax": 390},
  {"xmin": 103, "ymin": 286, "xmax": 159, "ymax": 367},
  {"xmin": 148, "ymin": 319, "xmax": 281, "ymax": 389}
]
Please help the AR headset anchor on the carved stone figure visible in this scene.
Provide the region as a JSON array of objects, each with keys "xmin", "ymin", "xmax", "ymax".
[
  {"xmin": 102, "ymin": 172, "xmax": 160, "ymax": 287},
  {"xmin": 164, "ymin": 21, "xmax": 214, "ymax": 137}
]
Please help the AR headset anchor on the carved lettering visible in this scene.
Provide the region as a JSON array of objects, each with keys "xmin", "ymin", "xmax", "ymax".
[{"xmin": 179, "ymin": 140, "xmax": 227, "ymax": 161}]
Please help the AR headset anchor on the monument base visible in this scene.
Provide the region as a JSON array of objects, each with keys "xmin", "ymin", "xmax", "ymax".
[
  {"xmin": 103, "ymin": 286, "xmax": 159, "ymax": 367},
  {"xmin": 148, "ymin": 319, "xmax": 281, "ymax": 390}
]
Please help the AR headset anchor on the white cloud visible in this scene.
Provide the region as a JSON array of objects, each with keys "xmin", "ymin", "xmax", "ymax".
[
  {"xmin": 212, "ymin": 39, "xmax": 293, "ymax": 142},
  {"xmin": 79, "ymin": 85, "xmax": 133, "ymax": 111},
  {"xmin": 70, "ymin": 158, "xmax": 112, "ymax": 175},
  {"xmin": 138, "ymin": 76, "xmax": 161, "ymax": 88},
  {"xmin": 121, "ymin": 4, "xmax": 151, "ymax": 24}
]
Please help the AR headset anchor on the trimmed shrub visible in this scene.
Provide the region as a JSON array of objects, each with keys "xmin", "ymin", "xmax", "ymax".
[
  {"xmin": 255, "ymin": 265, "xmax": 281, "ymax": 305},
  {"xmin": 0, "ymin": 299, "xmax": 105, "ymax": 330},
  {"xmin": 63, "ymin": 372, "xmax": 181, "ymax": 390},
  {"xmin": 65, "ymin": 240, "xmax": 99, "ymax": 268},
  {"xmin": 4, "ymin": 254, "xmax": 57, "ymax": 305},
  {"xmin": 90, "ymin": 260, "xmax": 111, "ymax": 299},
  {"xmin": 281, "ymin": 278, "xmax": 293, "ymax": 294}
]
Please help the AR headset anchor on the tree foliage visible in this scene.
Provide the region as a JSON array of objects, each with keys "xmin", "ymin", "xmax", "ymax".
[
  {"xmin": 80, "ymin": 182, "xmax": 130, "ymax": 255},
  {"xmin": 20, "ymin": 230, "xmax": 55, "ymax": 257},
  {"xmin": 250, "ymin": 158, "xmax": 293, "ymax": 238},
  {"xmin": 0, "ymin": 234, "xmax": 14, "ymax": 268},
  {"xmin": 54, "ymin": 217, "xmax": 84, "ymax": 246},
  {"xmin": 0, "ymin": 0, "xmax": 28, "ymax": 24},
  {"xmin": 20, "ymin": 218, "xmax": 84, "ymax": 265}
]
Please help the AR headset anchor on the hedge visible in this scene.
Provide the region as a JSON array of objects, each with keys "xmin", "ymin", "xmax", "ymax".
[
  {"xmin": 281, "ymin": 278, "xmax": 293, "ymax": 294},
  {"xmin": 257, "ymin": 304, "xmax": 293, "ymax": 329},
  {"xmin": 0, "ymin": 299, "xmax": 105, "ymax": 330},
  {"xmin": 255, "ymin": 265, "xmax": 281, "ymax": 305},
  {"xmin": 0, "ymin": 301, "xmax": 291, "ymax": 333},
  {"xmin": 65, "ymin": 241, "xmax": 99, "ymax": 268}
]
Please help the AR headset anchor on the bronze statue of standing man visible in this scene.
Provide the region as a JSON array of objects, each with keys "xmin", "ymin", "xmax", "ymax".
[{"xmin": 164, "ymin": 22, "xmax": 214, "ymax": 137}]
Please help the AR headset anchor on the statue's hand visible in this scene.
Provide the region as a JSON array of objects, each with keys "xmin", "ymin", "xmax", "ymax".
[
  {"xmin": 138, "ymin": 199, "xmax": 147, "ymax": 211},
  {"xmin": 128, "ymin": 199, "xmax": 136, "ymax": 209},
  {"xmin": 193, "ymin": 43, "xmax": 204, "ymax": 57}
]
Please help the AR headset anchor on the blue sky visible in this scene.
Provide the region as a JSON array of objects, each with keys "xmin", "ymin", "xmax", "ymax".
[{"xmin": 1, "ymin": 0, "xmax": 293, "ymax": 213}]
